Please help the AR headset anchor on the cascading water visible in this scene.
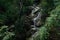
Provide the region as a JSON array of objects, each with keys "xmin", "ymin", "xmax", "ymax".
[
  {"xmin": 31, "ymin": 6, "xmax": 41, "ymax": 31},
  {"xmin": 27, "ymin": 5, "xmax": 42, "ymax": 40}
]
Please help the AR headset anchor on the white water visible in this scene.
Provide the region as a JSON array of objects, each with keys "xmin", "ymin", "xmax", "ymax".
[
  {"xmin": 27, "ymin": 5, "xmax": 42, "ymax": 40},
  {"xmin": 31, "ymin": 6, "xmax": 41, "ymax": 30}
]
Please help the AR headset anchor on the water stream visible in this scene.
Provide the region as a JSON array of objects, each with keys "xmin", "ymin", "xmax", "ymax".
[
  {"xmin": 27, "ymin": 5, "xmax": 42, "ymax": 40},
  {"xmin": 31, "ymin": 6, "xmax": 41, "ymax": 31}
]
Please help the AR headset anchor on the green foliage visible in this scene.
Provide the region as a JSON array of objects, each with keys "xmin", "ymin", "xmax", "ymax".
[
  {"xmin": 33, "ymin": 27, "xmax": 49, "ymax": 40},
  {"xmin": 0, "ymin": 26, "xmax": 15, "ymax": 40},
  {"xmin": 22, "ymin": 0, "xmax": 34, "ymax": 6},
  {"xmin": 0, "ymin": 0, "xmax": 60, "ymax": 40},
  {"xmin": 53, "ymin": 0, "xmax": 60, "ymax": 6},
  {"xmin": 0, "ymin": 0, "xmax": 19, "ymax": 25},
  {"xmin": 2, "ymin": 32, "xmax": 14, "ymax": 40}
]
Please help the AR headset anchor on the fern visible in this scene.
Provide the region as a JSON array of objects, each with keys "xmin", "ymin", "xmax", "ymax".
[{"xmin": 0, "ymin": 26, "xmax": 15, "ymax": 40}]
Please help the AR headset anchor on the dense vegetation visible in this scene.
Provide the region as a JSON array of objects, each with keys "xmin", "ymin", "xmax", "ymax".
[{"xmin": 0, "ymin": 0, "xmax": 60, "ymax": 40}]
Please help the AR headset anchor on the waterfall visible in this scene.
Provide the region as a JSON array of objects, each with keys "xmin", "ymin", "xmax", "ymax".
[
  {"xmin": 33, "ymin": 12, "xmax": 41, "ymax": 27},
  {"xmin": 27, "ymin": 5, "xmax": 42, "ymax": 40},
  {"xmin": 31, "ymin": 6, "xmax": 41, "ymax": 30}
]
